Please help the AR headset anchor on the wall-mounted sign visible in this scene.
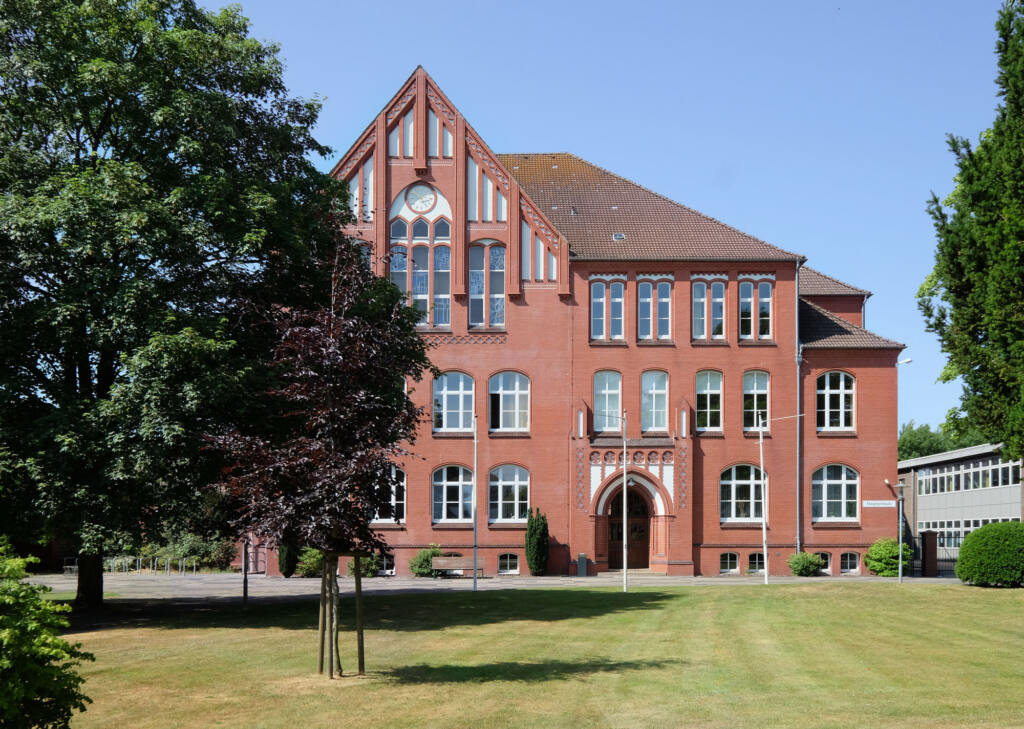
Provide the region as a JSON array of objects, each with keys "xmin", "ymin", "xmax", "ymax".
[{"xmin": 863, "ymin": 500, "xmax": 897, "ymax": 508}]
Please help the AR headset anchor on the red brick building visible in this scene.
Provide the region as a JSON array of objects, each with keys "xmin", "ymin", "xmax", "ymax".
[{"xmin": 331, "ymin": 67, "xmax": 904, "ymax": 577}]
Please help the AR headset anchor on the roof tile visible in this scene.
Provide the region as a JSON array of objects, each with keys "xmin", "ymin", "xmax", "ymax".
[
  {"xmin": 799, "ymin": 267, "xmax": 871, "ymax": 297},
  {"xmin": 799, "ymin": 298, "xmax": 903, "ymax": 350}
]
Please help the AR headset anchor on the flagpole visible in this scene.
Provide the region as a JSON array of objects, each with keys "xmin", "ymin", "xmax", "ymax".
[
  {"xmin": 472, "ymin": 413, "xmax": 478, "ymax": 592},
  {"xmin": 622, "ymin": 410, "xmax": 628, "ymax": 593}
]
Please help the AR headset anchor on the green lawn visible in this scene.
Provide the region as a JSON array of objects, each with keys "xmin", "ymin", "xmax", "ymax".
[{"xmin": 68, "ymin": 583, "xmax": 1024, "ymax": 729}]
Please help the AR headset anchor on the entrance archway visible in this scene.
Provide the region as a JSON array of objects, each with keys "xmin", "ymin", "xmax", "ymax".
[{"xmin": 607, "ymin": 489, "xmax": 650, "ymax": 569}]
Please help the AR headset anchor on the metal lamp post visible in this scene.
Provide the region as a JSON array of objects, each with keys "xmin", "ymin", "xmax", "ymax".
[{"xmin": 897, "ymin": 481, "xmax": 905, "ymax": 584}]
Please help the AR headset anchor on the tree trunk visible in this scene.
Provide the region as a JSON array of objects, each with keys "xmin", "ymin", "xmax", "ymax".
[{"xmin": 76, "ymin": 552, "xmax": 104, "ymax": 610}]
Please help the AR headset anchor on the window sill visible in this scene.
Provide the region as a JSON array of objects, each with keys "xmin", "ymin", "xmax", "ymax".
[
  {"xmin": 370, "ymin": 523, "xmax": 406, "ymax": 531},
  {"xmin": 817, "ymin": 430, "xmax": 857, "ymax": 438},
  {"xmin": 489, "ymin": 431, "xmax": 531, "ymax": 439},
  {"xmin": 691, "ymin": 340, "xmax": 730, "ymax": 347},
  {"xmin": 433, "ymin": 432, "xmax": 474, "ymax": 439},
  {"xmin": 590, "ymin": 339, "xmax": 628, "ymax": 347},
  {"xmin": 742, "ymin": 431, "xmax": 770, "ymax": 438},
  {"xmin": 641, "ymin": 431, "xmax": 670, "ymax": 438},
  {"xmin": 696, "ymin": 430, "xmax": 725, "ymax": 438},
  {"xmin": 738, "ymin": 339, "xmax": 776, "ymax": 347},
  {"xmin": 468, "ymin": 326, "xmax": 507, "ymax": 333},
  {"xmin": 811, "ymin": 521, "xmax": 861, "ymax": 529},
  {"xmin": 720, "ymin": 521, "xmax": 764, "ymax": 529},
  {"xmin": 637, "ymin": 339, "xmax": 675, "ymax": 347},
  {"xmin": 432, "ymin": 522, "xmax": 474, "ymax": 530},
  {"xmin": 489, "ymin": 522, "xmax": 528, "ymax": 530},
  {"xmin": 419, "ymin": 327, "xmax": 452, "ymax": 333}
]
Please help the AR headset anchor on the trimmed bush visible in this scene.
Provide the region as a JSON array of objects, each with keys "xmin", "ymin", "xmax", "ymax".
[
  {"xmin": 525, "ymin": 508, "xmax": 549, "ymax": 576},
  {"xmin": 346, "ymin": 553, "xmax": 381, "ymax": 578},
  {"xmin": 956, "ymin": 521, "xmax": 1024, "ymax": 587},
  {"xmin": 277, "ymin": 542, "xmax": 298, "ymax": 578},
  {"xmin": 864, "ymin": 537, "xmax": 912, "ymax": 577},
  {"xmin": 409, "ymin": 544, "xmax": 442, "ymax": 577},
  {"xmin": 294, "ymin": 547, "xmax": 324, "ymax": 578},
  {"xmin": 788, "ymin": 552, "xmax": 825, "ymax": 576}
]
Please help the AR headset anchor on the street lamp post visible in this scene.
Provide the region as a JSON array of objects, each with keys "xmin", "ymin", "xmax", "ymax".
[{"xmin": 897, "ymin": 481, "xmax": 905, "ymax": 584}]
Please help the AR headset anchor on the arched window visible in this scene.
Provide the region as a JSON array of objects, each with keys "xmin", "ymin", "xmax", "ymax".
[
  {"xmin": 432, "ymin": 466, "xmax": 473, "ymax": 522},
  {"xmin": 489, "ymin": 465, "xmax": 529, "ymax": 521},
  {"xmin": 498, "ymin": 553, "xmax": 519, "ymax": 575},
  {"xmin": 696, "ymin": 370, "xmax": 722, "ymax": 431},
  {"xmin": 739, "ymin": 280, "xmax": 773, "ymax": 340},
  {"xmin": 609, "ymin": 281, "xmax": 624, "ymax": 339},
  {"xmin": 691, "ymin": 281, "xmax": 707, "ymax": 339},
  {"xmin": 720, "ymin": 464, "xmax": 764, "ymax": 521},
  {"xmin": 389, "ymin": 218, "xmax": 407, "ymax": 240},
  {"xmin": 710, "ymin": 281, "xmax": 725, "ymax": 338},
  {"xmin": 743, "ymin": 371, "xmax": 769, "ymax": 431},
  {"xmin": 590, "ymin": 282, "xmax": 606, "ymax": 339},
  {"xmin": 433, "ymin": 218, "xmax": 451, "ymax": 239},
  {"xmin": 411, "ymin": 218, "xmax": 429, "ymax": 239},
  {"xmin": 811, "ymin": 464, "xmax": 859, "ymax": 521},
  {"xmin": 641, "ymin": 371, "xmax": 668, "ymax": 432},
  {"xmin": 594, "ymin": 371, "xmax": 621, "ymax": 433},
  {"xmin": 388, "ymin": 193, "xmax": 455, "ymax": 328},
  {"xmin": 748, "ymin": 553, "xmax": 765, "ymax": 574},
  {"xmin": 815, "ymin": 552, "xmax": 831, "ymax": 574},
  {"xmin": 390, "ymin": 246, "xmax": 407, "ymax": 296},
  {"xmin": 489, "ymin": 372, "xmax": 529, "ymax": 431},
  {"xmin": 433, "ymin": 246, "xmax": 450, "ymax": 327},
  {"xmin": 433, "ymin": 372, "xmax": 473, "ymax": 432},
  {"xmin": 840, "ymin": 552, "xmax": 859, "ymax": 574},
  {"xmin": 637, "ymin": 281, "xmax": 672, "ymax": 341},
  {"xmin": 817, "ymin": 371, "xmax": 854, "ymax": 430},
  {"xmin": 469, "ymin": 242, "xmax": 505, "ymax": 328},
  {"xmin": 411, "ymin": 245, "xmax": 428, "ymax": 323},
  {"xmin": 720, "ymin": 552, "xmax": 738, "ymax": 574}
]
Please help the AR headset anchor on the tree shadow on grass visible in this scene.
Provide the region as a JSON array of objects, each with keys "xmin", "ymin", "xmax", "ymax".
[
  {"xmin": 66, "ymin": 589, "xmax": 679, "ymax": 635},
  {"xmin": 381, "ymin": 657, "xmax": 685, "ymax": 685}
]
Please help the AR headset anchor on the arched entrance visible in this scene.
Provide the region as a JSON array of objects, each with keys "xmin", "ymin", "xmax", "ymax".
[{"xmin": 607, "ymin": 489, "xmax": 650, "ymax": 569}]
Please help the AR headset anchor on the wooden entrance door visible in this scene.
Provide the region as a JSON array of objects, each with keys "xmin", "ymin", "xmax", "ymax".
[{"xmin": 608, "ymin": 490, "xmax": 650, "ymax": 569}]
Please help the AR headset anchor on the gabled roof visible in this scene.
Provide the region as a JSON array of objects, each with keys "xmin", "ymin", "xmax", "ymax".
[
  {"xmin": 799, "ymin": 298, "xmax": 903, "ymax": 350},
  {"xmin": 497, "ymin": 153, "xmax": 805, "ymax": 263},
  {"xmin": 799, "ymin": 267, "xmax": 871, "ymax": 298}
]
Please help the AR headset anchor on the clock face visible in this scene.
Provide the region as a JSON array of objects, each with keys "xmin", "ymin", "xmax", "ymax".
[{"xmin": 406, "ymin": 184, "xmax": 436, "ymax": 213}]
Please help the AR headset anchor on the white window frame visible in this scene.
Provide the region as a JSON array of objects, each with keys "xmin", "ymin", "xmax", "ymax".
[
  {"xmin": 488, "ymin": 372, "xmax": 529, "ymax": 432},
  {"xmin": 811, "ymin": 464, "xmax": 859, "ymax": 522},
  {"xmin": 638, "ymin": 282, "xmax": 653, "ymax": 340},
  {"xmin": 719, "ymin": 464, "xmax": 764, "ymax": 522},
  {"xmin": 817, "ymin": 371, "xmax": 855, "ymax": 431},
  {"xmin": 373, "ymin": 466, "xmax": 406, "ymax": 523},
  {"xmin": 609, "ymin": 281, "xmax": 625, "ymax": 339},
  {"xmin": 720, "ymin": 552, "xmax": 739, "ymax": 574},
  {"xmin": 696, "ymin": 370, "xmax": 722, "ymax": 432},
  {"xmin": 431, "ymin": 466, "xmax": 473, "ymax": 522},
  {"xmin": 691, "ymin": 281, "xmax": 706, "ymax": 339},
  {"xmin": 498, "ymin": 553, "xmax": 520, "ymax": 575},
  {"xmin": 590, "ymin": 282, "xmax": 606, "ymax": 339},
  {"xmin": 656, "ymin": 281, "xmax": 672, "ymax": 339},
  {"xmin": 594, "ymin": 371, "xmax": 622, "ymax": 433},
  {"xmin": 433, "ymin": 372, "xmax": 474, "ymax": 432},
  {"xmin": 638, "ymin": 281, "xmax": 672, "ymax": 341},
  {"xmin": 748, "ymin": 552, "xmax": 765, "ymax": 574},
  {"xmin": 710, "ymin": 281, "xmax": 725, "ymax": 339},
  {"xmin": 742, "ymin": 371, "xmax": 769, "ymax": 432},
  {"xmin": 641, "ymin": 370, "xmax": 669, "ymax": 432},
  {"xmin": 840, "ymin": 552, "xmax": 860, "ymax": 574},
  {"xmin": 814, "ymin": 552, "xmax": 831, "ymax": 574},
  {"xmin": 488, "ymin": 465, "xmax": 529, "ymax": 522},
  {"xmin": 389, "ymin": 214, "xmax": 453, "ymax": 328},
  {"xmin": 757, "ymin": 281, "xmax": 773, "ymax": 338}
]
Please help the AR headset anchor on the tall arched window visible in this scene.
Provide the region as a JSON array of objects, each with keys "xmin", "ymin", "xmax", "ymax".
[
  {"xmin": 488, "ymin": 465, "xmax": 529, "ymax": 521},
  {"xmin": 641, "ymin": 371, "xmax": 668, "ymax": 432},
  {"xmin": 594, "ymin": 371, "xmax": 622, "ymax": 433},
  {"xmin": 816, "ymin": 371, "xmax": 855, "ymax": 430},
  {"xmin": 743, "ymin": 371, "xmax": 769, "ymax": 431},
  {"xmin": 469, "ymin": 242, "xmax": 505, "ymax": 328},
  {"xmin": 720, "ymin": 464, "xmax": 764, "ymax": 521},
  {"xmin": 638, "ymin": 281, "xmax": 672, "ymax": 340},
  {"xmin": 812, "ymin": 464, "xmax": 859, "ymax": 521},
  {"xmin": 388, "ymin": 186, "xmax": 454, "ymax": 328},
  {"xmin": 432, "ymin": 465, "xmax": 473, "ymax": 522},
  {"xmin": 433, "ymin": 372, "xmax": 474, "ymax": 432},
  {"xmin": 696, "ymin": 370, "xmax": 722, "ymax": 431},
  {"xmin": 591, "ymin": 282, "xmax": 606, "ymax": 339},
  {"xmin": 489, "ymin": 372, "xmax": 529, "ymax": 431}
]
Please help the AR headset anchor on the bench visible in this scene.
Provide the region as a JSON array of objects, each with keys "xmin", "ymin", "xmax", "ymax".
[{"xmin": 431, "ymin": 556, "xmax": 483, "ymax": 577}]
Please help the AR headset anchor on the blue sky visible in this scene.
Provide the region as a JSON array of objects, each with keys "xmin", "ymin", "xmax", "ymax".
[{"xmin": 211, "ymin": 0, "xmax": 1008, "ymax": 431}]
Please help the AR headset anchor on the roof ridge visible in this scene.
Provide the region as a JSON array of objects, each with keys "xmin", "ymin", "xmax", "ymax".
[
  {"xmin": 801, "ymin": 266, "xmax": 872, "ymax": 297},
  {"xmin": 499, "ymin": 152, "xmax": 806, "ymax": 263},
  {"xmin": 799, "ymin": 297, "xmax": 904, "ymax": 348}
]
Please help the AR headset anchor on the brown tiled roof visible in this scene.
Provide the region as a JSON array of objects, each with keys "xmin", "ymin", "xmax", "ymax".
[
  {"xmin": 799, "ymin": 298, "xmax": 904, "ymax": 350},
  {"xmin": 799, "ymin": 267, "xmax": 871, "ymax": 297},
  {"xmin": 497, "ymin": 153, "xmax": 805, "ymax": 263}
]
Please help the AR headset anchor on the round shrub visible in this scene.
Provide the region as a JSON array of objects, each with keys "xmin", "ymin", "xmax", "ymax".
[
  {"xmin": 956, "ymin": 521, "xmax": 1024, "ymax": 587},
  {"xmin": 294, "ymin": 547, "xmax": 324, "ymax": 578},
  {"xmin": 864, "ymin": 537, "xmax": 912, "ymax": 577},
  {"xmin": 346, "ymin": 553, "xmax": 381, "ymax": 578},
  {"xmin": 409, "ymin": 544, "xmax": 442, "ymax": 577},
  {"xmin": 788, "ymin": 552, "xmax": 824, "ymax": 576}
]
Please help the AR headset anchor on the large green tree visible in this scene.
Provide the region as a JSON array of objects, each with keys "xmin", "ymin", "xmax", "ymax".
[
  {"xmin": 0, "ymin": 0, "xmax": 341, "ymax": 607},
  {"xmin": 919, "ymin": 1, "xmax": 1024, "ymax": 458}
]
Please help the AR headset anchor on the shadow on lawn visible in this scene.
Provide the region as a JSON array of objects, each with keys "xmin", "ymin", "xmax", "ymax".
[
  {"xmin": 67, "ymin": 589, "xmax": 678, "ymax": 635},
  {"xmin": 381, "ymin": 657, "xmax": 683, "ymax": 685}
]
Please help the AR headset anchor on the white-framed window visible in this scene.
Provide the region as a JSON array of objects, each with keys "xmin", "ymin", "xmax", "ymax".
[
  {"xmin": 488, "ymin": 465, "xmax": 529, "ymax": 522},
  {"xmin": 431, "ymin": 466, "xmax": 473, "ymax": 522},
  {"xmin": 433, "ymin": 372, "xmax": 473, "ymax": 432},
  {"xmin": 594, "ymin": 371, "xmax": 622, "ymax": 433},
  {"xmin": 638, "ymin": 281, "xmax": 672, "ymax": 340},
  {"xmin": 691, "ymin": 281, "xmax": 706, "ymax": 339},
  {"xmin": 815, "ymin": 552, "xmax": 831, "ymax": 574},
  {"xmin": 817, "ymin": 371, "xmax": 855, "ymax": 430},
  {"xmin": 469, "ymin": 243, "xmax": 506, "ymax": 328},
  {"xmin": 377, "ymin": 552, "xmax": 396, "ymax": 576},
  {"xmin": 433, "ymin": 246, "xmax": 450, "ymax": 327},
  {"xmin": 720, "ymin": 464, "xmax": 764, "ymax": 521},
  {"xmin": 742, "ymin": 371, "xmax": 769, "ymax": 431},
  {"xmin": 840, "ymin": 552, "xmax": 859, "ymax": 574},
  {"xmin": 710, "ymin": 281, "xmax": 725, "ymax": 338},
  {"xmin": 641, "ymin": 370, "xmax": 669, "ymax": 432},
  {"xmin": 373, "ymin": 467, "xmax": 406, "ymax": 523},
  {"xmin": 498, "ymin": 553, "xmax": 519, "ymax": 575},
  {"xmin": 692, "ymin": 279, "xmax": 725, "ymax": 339},
  {"xmin": 696, "ymin": 370, "xmax": 722, "ymax": 431},
  {"xmin": 488, "ymin": 372, "xmax": 529, "ymax": 431},
  {"xmin": 389, "ymin": 215, "xmax": 453, "ymax": 328},
  {"xmin": 720, "ymin": 552, "xmax": 739, "ymax": 574},
  {"xmin": 739, "ymin": 281, "xmax": 773, "ymax": 339},
  {"xmin": 591, "ymin": 280, "xmax": 624, "ymax": 340},
  {"xmin": 748, "ymin": 553, "xmax": 765, "ymax": 574},
  {"xmin": 811, "ymin": 464, "xmax": 859, "ymax": 521}
]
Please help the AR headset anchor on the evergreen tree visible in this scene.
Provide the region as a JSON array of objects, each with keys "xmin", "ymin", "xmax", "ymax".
[
  {"xmin": 525, "ymin": 508, "xmax": 549, "ymax": 576},
  {"xmin": 919, "ymin": 1, "xmax": 1024, "ymax": 458}
]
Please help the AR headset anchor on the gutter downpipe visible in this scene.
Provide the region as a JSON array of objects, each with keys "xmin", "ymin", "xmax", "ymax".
[{"xmin": 795, "ymin": 261, "xmax": 803, "ymax": 554}]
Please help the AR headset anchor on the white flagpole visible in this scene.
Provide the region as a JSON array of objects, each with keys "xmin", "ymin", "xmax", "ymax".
[
  {"xmin": 472, "ymin": 413, "xmax": 478, "ymax": 592},
  {"xmin": 622, "ymin": 410, "xmax": 628, "ymax": 593},
  {"xmin": 760, "ymin": 414, "xmax": 768, "ymax": 585}
]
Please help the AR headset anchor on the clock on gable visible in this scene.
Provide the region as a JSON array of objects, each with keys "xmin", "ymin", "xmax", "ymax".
[{"xmin": 406, "ymin": 184, "xmax": 436, "ymax": 213}]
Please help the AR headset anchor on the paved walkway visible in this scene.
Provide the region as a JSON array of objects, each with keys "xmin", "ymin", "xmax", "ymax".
[{"xmin": 31, "ymin": 570, "xmax": 959, "ymax": 603}]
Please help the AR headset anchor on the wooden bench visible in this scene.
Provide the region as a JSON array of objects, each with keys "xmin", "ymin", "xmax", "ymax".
[{"xmin": 431, "ymin": 556, "xmax": 483, "ymax": 577}]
